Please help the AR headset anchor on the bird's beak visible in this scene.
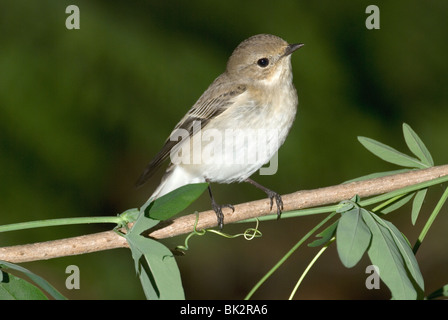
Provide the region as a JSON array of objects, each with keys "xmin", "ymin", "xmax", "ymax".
[{"xmin": 283, "ymin": 43, "xmax": 304, "ymax": 57}]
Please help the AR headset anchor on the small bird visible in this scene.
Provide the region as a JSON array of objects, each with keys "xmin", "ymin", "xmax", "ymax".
[{"xmin": 136, "ymin": 34, "xmax": 303, "ymax": 228}]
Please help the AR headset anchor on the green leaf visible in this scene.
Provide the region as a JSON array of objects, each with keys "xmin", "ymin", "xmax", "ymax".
[
  {"xmin": 336, "ymin": 207, "xmax": 371, "ymax": 268},
  {"xmin": 130, "ymin": 209, "xmax": 160, "ymax": 236},
  {"xmin": 402, "ymin": 123, "xmax": 433, "ymax": 167},
  {"xmin": 0, "ymin": 270, "xmax": 48, "ymax": 300},
  {"xmin": 413, "ymin": 186, "xmax": 448, "ymax": 254},
  {"xmin": 411, "ymin": 189, "xmax": 427, "ymax": 225},
  {"xmin": 358, "ymin": 136, "xmax": 427, "ymax": 169},
  {"xmin": 125, "ymin": 215, "xmax": 184, "ymax": 300},
  {"xmin": 361, "ymin": 210, "xmax": 420, "ymax": 299},
  {"xmin": 308, "ymin": 220, "xmax": 338, "ymax": 247},
  {"xmin": 378, "ymin": 219, "xmax": 424, "ymax": 293},
  {"xmin": 0, "ymin": 260, "xmax": 66, "ymax": 300},
  {"xmin": 145, "ymin": 183, "xmax": 209, "ymax": 220},
  {"xmin": 127, "ymin": 237, "xmax": 185, "ymax": 300},
  {"xmin": 126, "ymin": 213, "xmax": 160, "ymax": 272},
  {"xmin": 380, "ymin": 192, "xmax": 415, "ymax": 214}
]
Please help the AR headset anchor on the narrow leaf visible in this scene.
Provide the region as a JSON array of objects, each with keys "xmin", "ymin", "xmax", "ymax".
[
  {"xmin": 380, "ymin": 192, "xmax": 415, "ymax": 214},
  {"xmin": 379, "ymin": 219, "xmax": 425, "ymax": 293},
  {"xmin": 125, "ymin": 215, "xmax": 184, "ymax": 300},
  {"xmin": 128, "ymin": 235, "xmax": 184, "ymax": 300},
  {"xmin": 130, "ymin": 210, "xmax": 160, "ymax": 236},
  {"xmin": 411, "ymin": 189, "xmax": 427, "ymax": 225},
  {"xmin": 413, "ymin": 186, "xmax": 448, "ymax": 254},
  {"xmin": 127, "ymin": 240, "xmax": 159, "ymax": 300},
  {"xmin": 145, "ymin": 183, "xmax": 208, "ymax": 220},
  {"xmin": 0, "ymin": 260, "xmax": 66, "ymax": 300},
  {"xmin": 126, "ymin": 214, "xmax": 159, "ymax": 276},
  {"xmin": 358, "ymin": 136, "xmax": 426, "ymax": 169},
  {"xmin": 308, "ymin": 221, "xmax": 338, "ymax": 247},
  {"xmin": 361, "ymin": 209, "xmax": 417, "ymax": 299},
  {"xmin": 0, "ymin": 271, "xmax": 48, "ymax": 300},
  {"xmin": 336, "ymin": 208, "xmax": 371, "ymax": 268},
  {"xmin": 402, "ymin": 123, "xmax": 433, "ymax": 167}
]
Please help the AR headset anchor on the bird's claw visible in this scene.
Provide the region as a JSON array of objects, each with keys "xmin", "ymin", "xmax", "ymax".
[
  {"xmin": 267, "ymin": 191, "xmax": 283, "ymax": 219},
  {"xmin": 211, "ymin": 202, "xmax": 235, "ymax": 229}
]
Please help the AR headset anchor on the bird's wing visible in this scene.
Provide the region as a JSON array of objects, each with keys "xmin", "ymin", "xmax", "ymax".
[{"xmin": 135, "ymin": 81, "xmax": 246, "ymax": 187}]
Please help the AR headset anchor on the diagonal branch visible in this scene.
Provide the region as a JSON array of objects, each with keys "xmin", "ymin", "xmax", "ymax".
[{"xmin": 1, "ymin": 164, "xmax": 448, "ymax": 263}]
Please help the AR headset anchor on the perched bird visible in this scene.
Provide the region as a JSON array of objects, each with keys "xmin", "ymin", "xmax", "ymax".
[{"xmin": 136, "ymin": 34, "xmax": 303, "ymax": 228}]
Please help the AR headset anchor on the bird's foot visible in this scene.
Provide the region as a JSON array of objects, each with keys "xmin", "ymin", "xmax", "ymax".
[
  {"xmin": 265, "ymin": 190, "xmax": 283, "ymax": 219},
  {"xmin": 245, "ymin": 178, "xmax": 283, "ymax": 219},
  {"xmin": 211, "ymin": 201, "xmax": 235, "ymax": 230}
]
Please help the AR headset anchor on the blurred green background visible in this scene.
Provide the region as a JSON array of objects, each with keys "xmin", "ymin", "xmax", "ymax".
[{"xmin": 1, "ymin": 0, "xmax": 447, "ymax": 299}]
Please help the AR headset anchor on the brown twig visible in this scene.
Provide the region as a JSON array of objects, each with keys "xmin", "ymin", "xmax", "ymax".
[{"xmin": 1, "ymin": 164, "xmax": 448, "ymax": 263}]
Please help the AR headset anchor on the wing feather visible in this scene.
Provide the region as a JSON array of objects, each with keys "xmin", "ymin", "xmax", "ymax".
[{"xmin": 135, "ymin": 81, "xmax": 246, "ymax": 187}]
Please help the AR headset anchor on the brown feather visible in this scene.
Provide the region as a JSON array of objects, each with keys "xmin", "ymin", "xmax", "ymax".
[{"xmin": 135, "ymin": 79, "xmax": 246, "ymax": 187}]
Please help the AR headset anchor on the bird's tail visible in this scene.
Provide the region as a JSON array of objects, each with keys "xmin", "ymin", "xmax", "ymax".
[{"xmin": 150, "ymin": 165, "xmax": 206, "ymax": 200}]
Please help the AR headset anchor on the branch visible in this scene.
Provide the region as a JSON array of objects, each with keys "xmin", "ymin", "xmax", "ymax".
[{"xmin": 1, "ymin": 164, "xmax": 448, "ymax": 263}]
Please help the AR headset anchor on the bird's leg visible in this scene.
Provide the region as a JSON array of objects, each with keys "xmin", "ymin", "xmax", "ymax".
[
  {"xmin": 207, "ymin": 184, "xmax": 234, "ymax": 229},
  {"xmin": 245, "ymin": 178, "xmax": 283, "ymax": 219}
]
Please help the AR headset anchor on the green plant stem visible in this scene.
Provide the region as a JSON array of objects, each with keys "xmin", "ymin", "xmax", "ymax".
[
  {"xmin": 288, "ymin": 238, "xmax": 335, "ymax": 300},
  {"xmin": 239, "ymin": 205, "xmax": 340, "ymax": 223},
  {"xmin": 0, "ymin": 216, "xmax": 124, "ymax": 233},
  {"xmin": 413, "ymin": 186, "xmax": 448, "ymax": 254},
  {"xmin": 244, "ymin": 211, "xmax": 337, "ymax": 300}
]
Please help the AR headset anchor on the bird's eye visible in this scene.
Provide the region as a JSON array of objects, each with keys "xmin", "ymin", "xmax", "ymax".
[{"xmin": 257, "ymin": 58, "xmax": 269, "ymax": 68}]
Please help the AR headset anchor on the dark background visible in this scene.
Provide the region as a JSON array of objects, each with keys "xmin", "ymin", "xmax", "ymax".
[{"xmin": 1, "ymin": 1, "xmax": 447, "ymax": 299}]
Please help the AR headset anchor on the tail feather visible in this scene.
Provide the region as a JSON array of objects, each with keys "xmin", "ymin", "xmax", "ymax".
[{"xmin": 150, "ymin": 166, "xmax": 205, "ymax": 200}]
